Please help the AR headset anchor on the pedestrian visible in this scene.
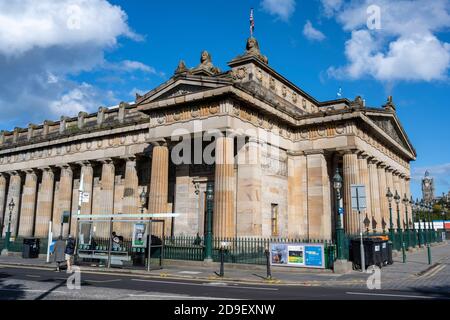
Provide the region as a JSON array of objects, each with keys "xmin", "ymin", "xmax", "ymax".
[
  {"xmin": 53, "ymin": 236, "xmax": 66, "ymax": 272},
  {"xmin": 65, "ymin": 235, "xmax": 76, "ymax": 273}
]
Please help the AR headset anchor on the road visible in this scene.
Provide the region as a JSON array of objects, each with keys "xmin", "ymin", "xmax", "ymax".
[{"xmin": 0, "ymin": 265, "xmax": 449, "ymax": 300}]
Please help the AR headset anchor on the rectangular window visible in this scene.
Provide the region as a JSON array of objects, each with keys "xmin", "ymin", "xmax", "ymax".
[{"xmin": 271, "ymin": 204, "xmax": 279, "ymax": 237}]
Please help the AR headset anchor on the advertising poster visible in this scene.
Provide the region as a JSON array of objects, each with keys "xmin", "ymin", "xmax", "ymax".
[
  {"xmin": 271, "ymin": 243, "xmax": 325, "ymax": 269},
  {"xmin": 132, "ymin": 223, "xmax": 147, "ymax": 248}
]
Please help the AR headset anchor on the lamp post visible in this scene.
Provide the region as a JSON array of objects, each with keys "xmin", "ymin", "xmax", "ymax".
[
  {"xmin": 395, "ymin": 190, "xmax": 406, "ymax": 263},
  {"xmin": 1, "ymin": 199, "xmax": 15, "ymax": 256},
  {"xmin": 139, "ymin": 190, "xmax": 147, "ymax": 214},
  {"xmin": 426, "ymin": 202, "xmax": 432, "ymax": 264},
  {"xmin": 204, "ymin": 182, "xmax": 214, "ymax": 262},
  {"xmin": 442, "ymin": 193, "xmax": 448, "ymax": 240},
  {"xmin": 333, "ymin": 169, "xmax": 345, "ymax": 260},
  {"xmin": 386, "ymin": 188, "xmax": 395, "ymax": 248},
  {"xmin": 403, "ymin": 194, "xmax": 410, "ymax": 249}
]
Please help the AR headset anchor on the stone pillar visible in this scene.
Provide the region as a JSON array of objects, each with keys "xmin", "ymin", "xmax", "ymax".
[
  {"xmin": 236, "ymin": 138, "xmax": 262, "ymax": 237},
  {"xmin": 385, "ymin": 167, "xmax": 395, "ymax": 226},
  {"xmin": 0, "ymin": 174, "xmax": 7, "ymax": 235},
  {"xmin": 405, "ymin": 176, "xmax": 412, "ymax": 226},
  {"xmin": 358, "ymin": 153, "xmax": 372, "ymax": 232},
  {"xmin": 121, "ymin": 157, "xmax": 139, "ymax": 237},
  {"xmin": 3, "ymin": 172, "xmax": 22, "ymax": 237},
  {"xmin": 53, "ymin": 165, "xmax": 73, "ymax": 238},
  {"xmin": 287, "ymin": 152, "xmax": 308, "ymax": 238},
  {"xmin": 70, "ymin": 162, "xmax": 94, "ymax": 237},
  {"xmin": 18, "ymin": 170, "xmax": 38, "ymax": 237},
  {"xmin": 213, "ymin": 135, "xmax": 236, "ymax": 238},
  {"xmin": 149, "ymin": 142, "xmax": 170, "ymax": 236},
  {"xmin": 306, "ymin": 151, "xmax": 332, "ymax": 240},
  {"xmin": 35, "ymin": 168, "xmax": 55, "ymax": 238},
  {"xmin": 392, "ymin": 171, "xmax": 401, "ymax": 228},
  {"xmin": 97, "ymin": 159, "xmax": 115, "ymax": 238},
  {"xmin": 343, "ymin": 151, "xmax": 360, "ymax": 235},
  {"xmin": 368, "ymin": 159, "xmax": 381, "ymax": 232},
  {"xmin": 399, "ymin": 174, "xmax": 407, "ymax": 227},
  {"xmin": 377, "ymin": 163, "xmax": 389, "ymax": 231}
]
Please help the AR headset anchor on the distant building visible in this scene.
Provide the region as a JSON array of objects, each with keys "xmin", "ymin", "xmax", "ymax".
[{"xmin": 421, "ymin": 171, "xmax": 435, "ymax": 203}]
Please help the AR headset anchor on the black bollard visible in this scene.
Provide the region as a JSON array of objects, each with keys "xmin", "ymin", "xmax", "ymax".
[
  {"xmin": 265, "ymin": 249, "xmax": 272, "ymax": 280},
  {"xmin": 219, "ymin": 247, "xmax": 225, "ymax": 277}
]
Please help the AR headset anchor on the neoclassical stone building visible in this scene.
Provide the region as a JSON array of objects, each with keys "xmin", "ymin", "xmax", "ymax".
[{"xmin": 0, "ymin": 38, "xmax": 416, "ymax": 241}]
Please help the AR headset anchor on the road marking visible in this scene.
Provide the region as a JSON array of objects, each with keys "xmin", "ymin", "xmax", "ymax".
[
  {"xmin": 26, "ymin": 275, "xmax": 41, "ymax": 278},
  {"xmin": 0, "ymin": 288, "xmax": 67, "ymax": 294},
  {"xmin": 85, "ymin": 279, "xmax": 122, "ymax": 283},
  {"xmin": 131, "ymin": 278, "xmax": 278, "ymax": 291},
  {"xmin": 423, "ymin": 265, "xmax": 446, "ymax": 279},
  {"xmin": 346, "ymin": 292, "xmax": 436, "ymax": 299},
  {"xmin": 127, "ymin": 294, "xmax": 234, "ymax": 300},
  {"xmin": 178, "ymin": 271, "xmax": 202, "ymax": 275}
]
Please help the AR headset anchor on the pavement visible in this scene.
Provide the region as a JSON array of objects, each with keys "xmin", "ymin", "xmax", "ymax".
[{"xmin": 0, "ymin": 241, "xmax": 449, "ymax": 299}]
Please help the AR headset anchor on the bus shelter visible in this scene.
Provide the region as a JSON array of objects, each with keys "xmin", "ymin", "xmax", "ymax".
[{"xmin": 74, "ymin": 213, "xmax": 177, "ymax": 271}]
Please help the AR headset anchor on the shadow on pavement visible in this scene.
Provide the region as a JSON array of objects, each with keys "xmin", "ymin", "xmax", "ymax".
[
  {"xmin": 409, "ymin": 286, "xmax": 450, "ymax": 299},
  {"xmin": 0, "ymin": 274, "xmax": 26, "ymax": 300}
]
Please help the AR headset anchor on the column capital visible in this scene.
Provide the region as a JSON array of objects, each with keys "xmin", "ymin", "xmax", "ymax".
[
  {"xmin": 385, "ymin": 166, "xmax": 394, "ymax": 173},
  {"xmin": 357, "ymin": 151, "xmax": 370, "ymax": 160},
  {"xmin": 37, "ymin": 166, "xmax": 55, "ymax": 172},
  {"xmin": 304, "ymin": 149, "xmax": 325, "ymax": 156},
  {"xmin": 147, "ymin": 138, "xmax": 168, "ymax": 148},
  {"xmin": 98, "ymin": 158, "xmax": 114, "ymax": 165},
  {"xmin": 76, "ymin": 160, "xmax": 93, "ymax": 168},
  {"xmin": 121, "ymin": 155, "xmax": 137, "ymax": 162},
  {"xmin": 368, "ymin": 157, "xmax": 380, "ymax": 165},
  {"xmin": 24, "ymin": 168, "xmax": 38, "ymax": 175},
  {"xmin": 341, "ymin": 148, "xmax": 359, "ymax": 156}
]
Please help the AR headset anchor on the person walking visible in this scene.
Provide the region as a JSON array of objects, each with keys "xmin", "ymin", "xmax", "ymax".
[
  {"xmin": 65, "ymin": 235, "xmax": 76, "ymax": 273},
  {"xmin": 53, "ymin": 236, "xmax": 66, "ymax": 272}
]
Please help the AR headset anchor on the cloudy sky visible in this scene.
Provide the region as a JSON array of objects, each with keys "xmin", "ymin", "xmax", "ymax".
[{"xmin": 0, "ymin": 0, "xmax": 449, "ymax": 199}]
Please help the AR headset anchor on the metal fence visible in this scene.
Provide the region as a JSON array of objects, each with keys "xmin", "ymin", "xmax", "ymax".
[{"xmin": 0, "ymin": 237, "xmax": 48, "ymax": 255}]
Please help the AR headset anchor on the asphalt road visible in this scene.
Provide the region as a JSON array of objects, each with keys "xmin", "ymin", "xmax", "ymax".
[{"xmin": 0, "ymin": 265, "xmax": 448, "ymax": 300}]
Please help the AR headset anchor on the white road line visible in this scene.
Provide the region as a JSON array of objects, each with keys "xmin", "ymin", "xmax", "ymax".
[
  {"xmin": 0, "ymin": 288, "xmax": 67, "ymax": 294},
  {"xmin": 346, "ymin": 292, "xmax": 436, "ymax": 299},
  {"xmin": 178, "ymin": 271, "xmax": 202, "ymax": 275},
  {"xmin": 26, "ymin": 275, "xmax": 41, "ymax": 278},
  {"xmin": 127, "ymin": 294, "xmax": 234, "ymax": 300},
  {"xmin": 131, "ymin": 279, "xmax": 278, "ymax": 291},
  {"xmin": 423, "ymin": 265, "xmax": 446, "ymax": 279},
  {"xmin": 85, "ymin": 279, "xmax": 122, "ymax": 283}
]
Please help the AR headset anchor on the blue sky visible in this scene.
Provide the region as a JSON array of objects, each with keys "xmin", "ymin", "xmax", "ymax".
[{"xmin": 0, "ymin": 0, "xmax": 449, "ymax": 199}]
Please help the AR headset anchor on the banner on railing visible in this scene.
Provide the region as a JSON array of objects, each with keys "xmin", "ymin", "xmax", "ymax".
[{"xmin": 270, "ymin": 242, "xmax": 325, "ymax": 269}]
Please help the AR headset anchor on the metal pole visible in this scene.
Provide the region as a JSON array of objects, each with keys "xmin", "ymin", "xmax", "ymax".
[
  {"xmin": 397, "ymin": 203, "xmax": 406, "ymax": 263},
  {"xmin": 46, "ymin": 221, "xmax": 53, "ymax": 263},
  {"xmin": 359, "ymin": 209, "xmax": 365, "ymax": 272},
  {"xmin": 107, "ymin": 218, "xmax": 113, "ymax": 268},
  {"xmin": 389, "ymin": 202, "xmax": 395, "ymax": 249},
  {"xmin": 147, "ymin": 220, "xmax": 151, "ymax": 272},
  {"xmin": 219, "ymin": 247, "xmax": 224, "ymax": 277},
  {"xmin": 265, "ymin": 249, "xmax": 272, "ymax": 280},
  {"xmin": 3, "ymin": 210, "xmax": 12, "ymax": 254},
  {"xmin": 336, "ymin": 196, "xmax": 345, "ymax": 260},
  {"xmin": 204, "ymin": 182, "xmax": 213, "ymax": 262}
]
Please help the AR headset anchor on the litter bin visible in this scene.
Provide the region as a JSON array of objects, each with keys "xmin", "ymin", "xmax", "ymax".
[
  {"xmin": 22, "ymin": 238, "xmax": 40, "ymax": 259},
  {"xmin": 351, "ymin": 238, "xmax": 383, "ymax": 270}
]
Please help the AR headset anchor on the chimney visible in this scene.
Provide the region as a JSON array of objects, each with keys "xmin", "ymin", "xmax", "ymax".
[
  {"xmin": 78, "ymin": 112, "xmax": 88, "ymax": 129},
  {"xmin": 97, "ymin": 107, "xmax": 107, "ymax": 126}
]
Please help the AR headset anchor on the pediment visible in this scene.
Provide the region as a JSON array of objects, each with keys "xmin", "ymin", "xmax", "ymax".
[
  {"xmin": 367, "ymin": 114, "xmax": 415, "ymax": 157},
  {"xmin": 135, "ymin": 76, "xmax": 231, "ymax": 106}
]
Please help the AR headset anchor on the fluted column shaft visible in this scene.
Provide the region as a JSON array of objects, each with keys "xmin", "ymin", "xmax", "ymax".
[
  {"xmin": 149, "ymin": 144, "xmax": 169, "ymax": 236},
  {"xmin": 4, "ymin": 172, "xmax": 22, "ymax": 237},
  {"xmin": 368, "ymin": 160, "xmax": 382, "ymax": 232},
  {"xmin": 358, "ymin": 154, "xmax": 372, "ymax": 231},
  {"xmin": 98, "ymin": 161, "xmax": 115, "ymax": 237},
  {"xmin": 35, "ymin": 168, "xmax": 54, "ymax": 238},
  {"xmin": 0, "ymin": 174, "xmax": 7, "ymax": 235},
  {"xmin": 399, "ymin": 175, "xmax": 407, "ymax": 227},
  {"xmin": 213, "ymin": 136, "xmax": 236, "ymax": 238},
  {"xmin": 377, "ymin": 164, "xmax": 389, "ymax": 230},
  {"xmin": 18, "ymin": 170, "xmax": 38, "ymax": 237},
  {"xmin": 121, "ymin": 158, "xmax": 139, "ymax": 236},
  {"xmin": 393, "ymin": 172, "xmax": 402, "ymax": 228},
  {"xmin": 70, "ymin": 163, "xmax": 93, "ymax": 237},
  {"xmin": 343, "ymin": 152, "xmax": 360, "ymax": 235},
  {"xmin": 54, "ymin": 166, "xmax": 73, "ymax": 237}
]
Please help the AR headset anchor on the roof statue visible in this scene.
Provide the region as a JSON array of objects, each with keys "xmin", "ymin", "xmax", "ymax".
[
  {"xmin": 384, "ymin": 95, "xmax": 396, "ymax": 111},
  {"xmin": 191, "ymin": 51, "xmax": 221, "ymax": 75},
  {"xmin": 352, "ymin": 96, "xmax": 364, "ymax": 108},
  {"xmin": 245, "ymin": 37, "xmax": 268, "ymax": 64}
]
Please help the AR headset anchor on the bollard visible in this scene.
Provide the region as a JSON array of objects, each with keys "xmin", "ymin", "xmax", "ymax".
[
  {"xmin": 218, "ymin": 247, "xmax": 225, "ymax": 277},
  {"xmin": 265, "ymin": 249, "xmax": 272, "ymax": 280},
  {"xmin": 427, "ymin": 244, "xmax": 432, "ymax": 265},
  {"xmin": 402, "ymin": 241, "xmax": 406, "ymax": 263}
]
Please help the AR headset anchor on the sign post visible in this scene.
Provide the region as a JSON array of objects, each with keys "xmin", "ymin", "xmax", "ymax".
[{"xmin": 351, "ymin": 184, "xmax": 367, "ymax": 272}]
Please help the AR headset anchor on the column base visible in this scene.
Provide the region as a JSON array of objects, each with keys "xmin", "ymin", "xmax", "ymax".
[{"xmin": 333, "ymin": 259, "xmax": 353, "ymax": 274}]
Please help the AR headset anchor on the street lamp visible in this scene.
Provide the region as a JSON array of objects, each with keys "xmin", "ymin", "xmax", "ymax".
[
  {"xmin": 1, "ymin": 198, "xmax": 15, "ymax": 255},
  {"xmin": 403, "ymin": 194, "xmax": 410, "ymax": 248},
  {"xmin": 386, "ymin": 188, "xmax": 395, "ymax": 246},
  {"xmin": 333, "ymin": 169, "xmax": 345, "ymax": 260},
  {"xmin": 139, "ymin": 190, "xmax": 147, "ymax": 214},
  {"xmin": 394, "ymin": 190, "xmax": 406, "ymax": 262},
  {"xmin": 204, "ymin": 182, "xmax": 214, "ymax": 262}
]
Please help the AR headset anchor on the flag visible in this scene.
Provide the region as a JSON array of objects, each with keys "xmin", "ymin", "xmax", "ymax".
[{"xmin": 250, "ymin": 8, "xmax": 255, "ymax": 36}]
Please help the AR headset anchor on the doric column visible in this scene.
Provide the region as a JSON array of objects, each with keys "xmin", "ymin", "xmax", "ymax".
[
  {"xmin": 358, "ymin": 153, "xmax": 372, "ymax": 231},
  {"xmin": 306, "ymin": 151, "xmax": 331, "ymax": 240},
  {"xmin": 237, "ymin": 138, "xmax": 262, "ymax": 237},
  {"xmin": 149, "ymin": 142, "xmax": 170, "ymax": 236},
  {"xmin": 368, "ymin": 159, "xmax": 382, "ymax": 232},
  {"xmin": 53, "ymin": 165, "xmax": 73, "ymax": 237},
  {"xmin": 287, "ymin": 152, "xmax": 308, "ymax": 238},
  {"xmin": 121, "ymin": 157, "xmax": 139, "ymax": 236},
  {"xmin": 343, "ymin": 151, "xmax": 360, "ymax": 235},
  {"xmin": 392, "ymin": 171, "xmax": 401, "ymax": 228},
  {"xmin": 399, "ymin": 174, "xmax": 407, "ymax": 227},
  {"xmin": 377, "ymin": 163, "xmax": 389, "ymax": 230},
  {"xmin": 18, "ymin": 170, "xmax": 38, "ymax": 237},
  {"xmin": 35, "ymin": 168, "xmax": 54, "ymax": 238},
  {"xmin": 3, "ymin": 172, "xmax": 22, "ymax": 237},
  {"xmin": 97, "ymin": 159, "xmax": 115, "ymax": 238},
  {"xmin": 0, "ymin": 173, "xmax": 7, "ymax": 235},
  {"xmin": 213, "ymin": 135, "xmax": 236, "ymax": 238},
  {"xmin": 70, "ymin": 162, "xmax": 94, "ymax": 237}
]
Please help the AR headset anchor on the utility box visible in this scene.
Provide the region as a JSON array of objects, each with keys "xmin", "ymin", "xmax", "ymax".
[{"xmin": 351, "ymin": 238, "xmax": 384, "ymax": 270}]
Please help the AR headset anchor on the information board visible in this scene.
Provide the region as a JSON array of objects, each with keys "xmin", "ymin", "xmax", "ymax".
[{"xmin": 270, "ymin": 243, "xmax": 325, "ymax": 269}]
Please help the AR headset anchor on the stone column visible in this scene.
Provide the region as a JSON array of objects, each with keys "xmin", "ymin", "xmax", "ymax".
[
  {"xmin": 3, "ymin": 172, "xmax": 22, "ymax": 237},
  {"xmin": 71, "ymin": 162, "xmax": 94, "ymax": 238},
  {"xmin": 0, "ymin": 173, "xmax": 7, "ymax": 235},
  {"xmin": 385, "ymin": 167, "xmax": 395, "ymax": 227},
  {"xmin": 35, "ymin": 168, "xmax": 55, "ymax": 238},
  {"xmin": 343, "ymin": 151, "xmax": 360, "ymax": 235},
  {"xmin": 405, "ymin": 176, "xmax": 412, "ymax": 226},
  {"xmin": 121, "ymin": 157, "xmax": 139, "ymax": 237},
  {"xmin": 306, "ymin": 151, "xmax": 332, "ymax": 240},
  {"xmin": 368, "ymin": 159, "xmax": 381, "ymax": 232},
  {"xmin": 98, "ymin": 159, "xmax": 115, "ymax": 238},
  {"xmin": 236, "ymin": 138, "xmax": 262, "ymax": 237},
  {"xmin": 393, "ymin": 171, "xmax": 401, "ymax": 228},
  {"xmin": 358, "ymin": 153, "xmax": 372, "ymax": 232},
  {"xmin": 149, "ymin": 142, "xmax": 170, "ymax": 236},
  {"xmin": 287, "ymin": 152, "xmax": 308, "ymax": 238},
  {"xmin": 18, "ymin": 170, "xmax": 38, "ymax": 237},
  {"xmin": 53, "ymin": 165, "xmax": 73, "ymax": 238},
  {"xmin": 377, "ymin": 163, "xmax": 389, "ymax": 231},
  {"xmin": 399, "ymin": 174, "xmax": 407, "ymax": 227},
  {"xmin": 213, "ymin": 135, "xmax": 236, "ymax": 238}
]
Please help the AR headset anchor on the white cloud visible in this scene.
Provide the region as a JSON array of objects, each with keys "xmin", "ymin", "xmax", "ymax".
[
  {"xmin": 0, "ymin": 0, "xmax": 142, "ymax": 127},
  {"xmin": 324, "ymin": 0, "xmax": 450, "ymax": 83},
  {"xmin": 303, "ymin": 21, "xmax": 326, "ymax": 41},
  {"xmin": 321, "ymin": 0, "xmax": 343, "ymax": 17},
  {"xmin": 261, "ymin": 0, "xmax": 296, "ymax": 21}
]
